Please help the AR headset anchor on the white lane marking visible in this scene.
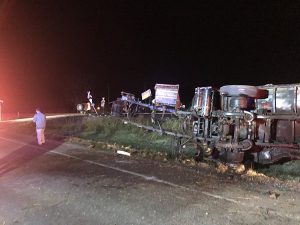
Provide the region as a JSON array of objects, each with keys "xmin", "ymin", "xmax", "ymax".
[
  {"xmin": 49, "ymin": 151, "xmax": 187, "ymax": 187},
  {"xmin": 50, "ymin": 150, "xmax": 240, "ymax": 204},
  {"xmin": 0, "ymin": 135, "xmax": 240, "ymax": 204}
]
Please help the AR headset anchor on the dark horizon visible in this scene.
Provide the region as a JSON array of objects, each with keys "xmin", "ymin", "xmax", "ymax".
[{"xmin": 1, "ymin": 1, "xmax": 300, "ymax": 113}]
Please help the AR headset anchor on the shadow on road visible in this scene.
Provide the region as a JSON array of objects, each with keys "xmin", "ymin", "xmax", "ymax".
[{"xmin": 0, "ymin": 137, "xmax": 65, "ymax": 176}]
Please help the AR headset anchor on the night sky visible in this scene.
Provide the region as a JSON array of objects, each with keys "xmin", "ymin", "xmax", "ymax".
[{"xmin": 1, "ymin": 1, "xmax": 300, "ymax": 112}]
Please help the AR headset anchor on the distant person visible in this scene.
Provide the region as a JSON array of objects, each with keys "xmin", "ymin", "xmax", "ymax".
[
  {"xmin": 101, "ymin": 97, "xmax": 105, "ymax": 115},
  {"xmin": 33, "ymin": 108, "xmax": 46, "ymax": 145},
  {"xmin": 87, "ymin": 91, "xmax": 94, "ymax": 106}
]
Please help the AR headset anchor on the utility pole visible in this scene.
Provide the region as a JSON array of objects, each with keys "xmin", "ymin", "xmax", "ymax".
[
  {"xmin": 107, "ymin": 84, "xmax": 110, "ymax": 103},
  {"xmin": 0, "ymin": 100, "xmax": 3, "ymax": 121}
]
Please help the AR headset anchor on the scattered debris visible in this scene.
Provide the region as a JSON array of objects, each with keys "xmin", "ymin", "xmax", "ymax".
[
  {"xmin": 182, "ymin": 158, "xmax": 196, "ymax": 166},
  {"xmin": 268, "ymin": 191, "xmax": 280, "ymax": 199},
  {"xmin": 107, "ymin": 143, "xmax": 117, "ymax": 150},
  {"xmin": 216, "ymin": 162, "xmax": 228, "ymax": 173},
  {"xmin": 245, "ymin": 169, "xmax": 266, "ymax": 177},
  {"xmin": 197, "ymin": 162, "xmax": 209, "ymax": 169},
  {"xmin": 88, "ymin": 143, "xmax": 95, "ymax": 149},
  {"xmin": 235, "ymin": 164, "xmax": 246, "ymax": 174},
  {"xmin": 124, "ymin": 146, "xmax": 130, "ymax": 150},
  {"xmin": 182, "ymin": 159, "xmax": 191, "ymax": 164},
  {"xmin": 117, "ymin": 150, "xmax": 131, "ymax": 156}
]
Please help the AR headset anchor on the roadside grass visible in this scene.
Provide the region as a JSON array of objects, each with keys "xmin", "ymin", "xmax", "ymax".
[
  {"xmin": 258, "ymin": 161, "xmax": 300, "ymax": 182},
  {"xmin": 128, "ymin": 115, "xmax": 193, "ymax": 135},
  {"xmin": 76, "ymin": 116, "xmax": 177, "ymax": 155},
  {"xmin": 48, "ymin": 116, "xmax": 85, "ymax": 135}
]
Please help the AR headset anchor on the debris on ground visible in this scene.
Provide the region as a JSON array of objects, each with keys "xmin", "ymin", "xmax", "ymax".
[
  {"xmin": 268, "ymin": 191, "xmax": 280, "ymax": 199},
  {"xmin": 216, "ymin": 162, "xmax": 228, "ymax": 173},
  {"xmin": 180, "ymin": 158, "xmax": 197, "ymax": 166},
  {"xmin": 117, "ymin": 150, "xmax": 131, "ymax": 156},
  {"xmin": 244, "ymin": 169, "xmax": 266, "ymax": 177},
  {"xmin": 235, "ymin": 164, "xmax": 246, "ymax": 174},
  {"xmin": 88, "ymin": 143, "xmax": 95, "ymax": 149},
  {"xmin": 197, "ymin": 162, "xmax": 209, "ymax": 169}
]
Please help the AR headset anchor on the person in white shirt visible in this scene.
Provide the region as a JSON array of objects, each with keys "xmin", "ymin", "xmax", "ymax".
[
  {"xmin": 101, "ymin": 97, "xmax": 105, "ymax": 115},
  {"xmin": 87, "ymin": 91, "xmax": 94, "ymax": 106}
]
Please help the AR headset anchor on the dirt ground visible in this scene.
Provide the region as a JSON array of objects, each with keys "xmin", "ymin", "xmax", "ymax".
[{"xmin": 0, "ymin": 120, "xmax": 300, "ymax": 225}]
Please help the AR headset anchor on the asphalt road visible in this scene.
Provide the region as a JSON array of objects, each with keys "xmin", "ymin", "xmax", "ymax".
[{"xmin": 0, "ymin": 125, "xmax": 300, "ymax": 225}]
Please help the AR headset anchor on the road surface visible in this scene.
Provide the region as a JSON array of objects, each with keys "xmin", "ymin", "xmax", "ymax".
[{"xmin": 0, "ymin": 120, "xmax": 299, "ymax": 225}]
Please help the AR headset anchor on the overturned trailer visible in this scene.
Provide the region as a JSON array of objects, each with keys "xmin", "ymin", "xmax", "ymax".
[
  {"xmin": 114, "ymin": 83, "xmax": 300, "ymax": 165},
  {"xmin": 192, "ymin": 84, "xmax": 300, "ymax": 164}
]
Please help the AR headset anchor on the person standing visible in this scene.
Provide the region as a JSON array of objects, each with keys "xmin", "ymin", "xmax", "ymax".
[
  {"xmin": 101, "ymin": 97, "xmax": 106, "ymax": 115},
  {"xmin": 87, "ymin": 91, "xmax": 94, "ymax": 106},
  {"xmin": 33, "ymin": 108, "xmax": 46, "ymax": 145}
]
